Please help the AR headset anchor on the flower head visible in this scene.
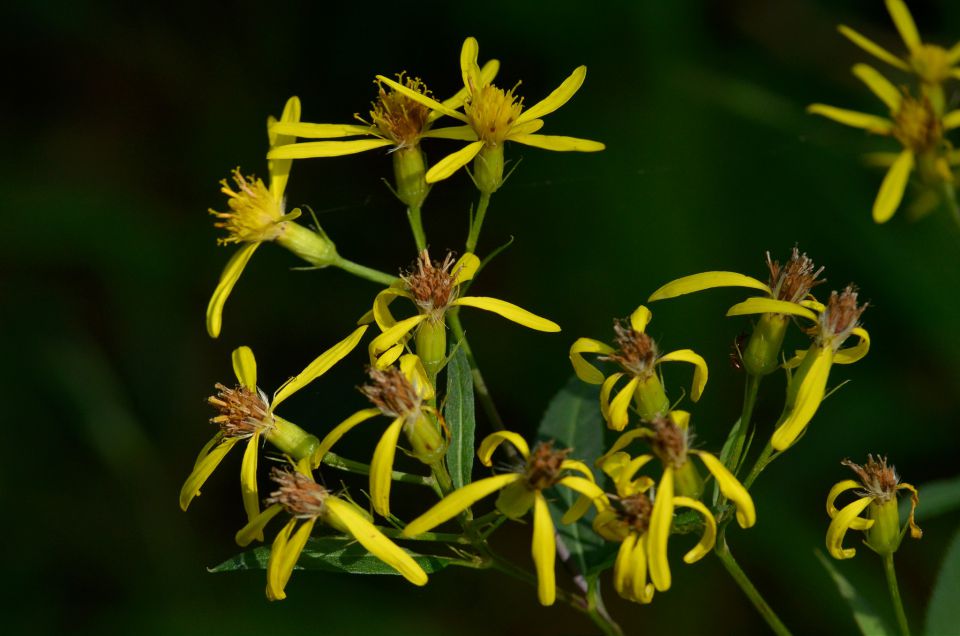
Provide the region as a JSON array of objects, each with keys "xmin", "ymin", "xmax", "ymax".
[
  {"xmin": 570, "ymin": 305, "xmax": 708, "ymax": 429},
  {"xmin": 826, "ymin": 455, "xmax": 921, "ymax": 560}
]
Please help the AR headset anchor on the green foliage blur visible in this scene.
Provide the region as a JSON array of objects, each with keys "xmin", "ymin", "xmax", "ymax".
[{"xmin": 5, "ymin": 1, "xmax": 960, "ymax": 634}]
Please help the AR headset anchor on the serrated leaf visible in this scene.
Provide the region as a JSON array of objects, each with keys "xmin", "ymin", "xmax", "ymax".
[
  {"xmin": 537, "ymin": 375, "xmax": 615, "ymax": 577},
  {"xmin": 899, "ymin": 474, "xmax": 960, "ymax": 523},
  {"xmin": 926, "ymin": 525, "xmax": 960, "ymax": 636},
  {"xmin": 815, "ymin": 550, "xmax": 892, "ymax": 636},
  {"xmin": 444, "ymin": 346, "xmax": 475, "ymax": 489},
  {"xmin": 210, "ymin": 536, "xmax": 456, "ymax": 575}
]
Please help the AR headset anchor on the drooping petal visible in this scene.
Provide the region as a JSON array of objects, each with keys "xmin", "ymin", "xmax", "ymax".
[
  {"xmin": 435, "ymin": 59, "xmax": 499, "ymax": 118},
  {"xmin": 672, "ymin": 497, "xmax": 717, "ymax": 563},
  {"xmin": 452, "ymin": 296, "xmax": 561, "ymax": 332},
  {"xmin": 375, "ymin": 343, "xmax": 406, "ymax": 369},
  {"xmin": 615, "ymin": 454, "xmax": 657, "ymax": 497},
  {"xmin": 949, "ymin": 41, "xmax": 960, "ymax": 65},
  {"xmin": 608, "ymin": 376, "xmax": 640, "ymax": 431},
  {"xmin": 231, "ymin": 346, "xmax": 258, "ymax": 390},
  {"xmin": 266, "ymin": 518, "xmax": 298, "ymax": 601},
  {"xmin": 516, "ymin": 66, "xmax": 587, "ymax": 125},
  {"xmin": 269, "ymin": 121, "xmax": 375, "ymax": 139},
  {"xmin": 873, "ymin": 149, "xmax": 914, "ymax": 224},
  {"xmin": 236, "ymin": 503, "xmax": 283, "ymax": 547},
  {"xmin": 272, "ymin": 325, "xmax": 368, "ymax": 408},
  {"xmin": 425, "ymin": 141, "xmax": 485, "ymax": 183},
  {"xmin": 508, "ymin": 133, "xmax": 605, "ymax": 152},
  {"xmin": 648, "ymin": 272, "xmax": 770, "ymax": 301},
  {"xmin": 838, "ymin": 25, "xmax": 910, "ymax": 71},
  {"xmin": 648, "ymin": 467, "xmax": 675, "ymax": 592},
  {"xmin": 179, "ymin": 437, "xmax": 240, "ymax": 510},
  {"xmin": 726, "ymin": 297, "xmax": 818, "ymax": 322},
  {"xmin": 834, "ymin": 327, "xmax": 871, "ymax": 365},
  {"xmin": 399, "ymin": 353, "xmax": 435, "ymax": 400},
  {"xmin": 241, "ymin": 432, "xmax": 262, "ymax": 535},
  {"xmin": 373, "ymin": 285, "xmax": 413, "ymax": 330},
  {"xmin": 558, "ymin": 476, "xmax": 606, "ymax": 525},
  {"xmin": 771, "ymin": 348, "xmax": 834, "ymax": 451},
  {"xmin": 826, "ymin": 496, "xmax": 875, "ymax": 559},
  {"xmin": 942, "ymin": 110, "xmax": 960, "ymax": 131},
  {"xmin": 599, "ymin": 372, "xmax": 625, "ymax": 423},
  {"xmin": 193, "ymin": 432, "xmax": 224, "ymax": 469},
  {"xmin": 324, "ymin": 497, "xmax": 429, "ymax": 585},
  {"xmin": 376, "ymin": 75, "xmax": 470, "ymax": 123},
  {"xmin": 268, "ymin": 518, "xmax": 315, "ymax": 601},
  {"xmin": 267, "ymin": 139, "xmax": 394, "ymax": 159},
  {"xmin": 370, "ymin": 417, "xmax": 405, "ymax": 517},
  {"xmin": 207, "ymin": 242, "xmax": 260, "ymax": 339},
  {"xmin": 807, "ymin": 104, "xmax": 894, "ymax": 134},
  {"xmin": 629, "ymin": 535, "xmax": 656, "ymax": 604},
  {"xmin": 452, "ymin": 252, "xmax": 482, "ymax": 285},
  {"xmin": 886, "ymin": 0, "xmax": 921, "ymax": 52},
  {"xmin": 313, "ymin": 408, "xmax": 381, "ymax": 466},
  {"xmin": 369, "ymin": 314, "xmax": 425, "ymax": 360},
  {"xmin": 596, "ymin": 430, "xmax": 655, "ymax": 469},
  {"xmin": 478, "ymin": 431, "xmax": 531, "ymax": 465},
  {"xmin": 569, "ymin": 337, "xmax": 615, "ymax": 384},
  {"xmin": 852, "ymin": 64, "xmax": 903, "ymax": 111},
  {"xmin": 460, "ymin": 36, "xmax": 482, "ymax": 95},
  {"xmin": 613, "ymin": 533, "xmax": 638, "ymax": 599},
  {"xmin": 422, "ymin": 126, "xmax": 480, "ymax": 141},
  {"xmin": 560, "ymin": 460, "xmax": 597, "ymax": 482},
  {"xmin": 532, "ymin": 492, "xmax": 558, "ymax": 606},
  {"xmin": 268, "ymin": 96, "xmax": 301, "ymax": 200},
  {"xmin": 826, "ymin": 480, "xmax": 874, "ymax": 530},
  {"xmin": 670, "ymin": 410, "xmax": 691, "ymax": 430},
  {"xmin": 692, "ymin": 451, "xmax": 755, "ymax": 528},
  {"xmin": 629, "ymin": 305, "xmax": 653, "ymax": 333},
  {"xmin": 402, "ymin": 473, "xmax": 523, "ymax": 537},
  {"xmin": 896, "ymin": 483, "xmax": 923, "ymax": 539},
  {"xmin": 657, "ymin": 349, "xmax": 708, "ymax": 402}
]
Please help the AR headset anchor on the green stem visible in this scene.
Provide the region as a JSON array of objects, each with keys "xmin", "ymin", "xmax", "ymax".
[
  {"xmin": 333, "ymin": 257, "xmax": 397, "ymax": 286},
  {"xmin": 320, "ymin": 451, "xmax": 434, "ymax": 487},
  {"xmin": 715, "ymin": 536, "xmax": 792, "ymax": 636},
  {"xmin": 883, "ymin": 554, "xmax": 911, "ymax": 636},
  {"xmin": 377, "ymin": 526, "xmax": 470, "ymax": 545},
  {"xmin": 487, "ymin": 552, "xmax": 584, "ymax": 610},
  {"xmin": 729, "ymin": 373, "xmax": 761, "ymax": 476},
  {"xmin": 586, "ymin": 577, "xmax": 625, "ymax": 636},
  {"xmin": 942, "ymin": 181, "xmax": 960, "ymax": 232},
  {"xmin": 407, "ymin": 205, "xmax": 427, "ymax": 252},
  {"xmin": 430, "ymin": 460, "xmax": 455, "ymax": 496},
  {"xmin": 743, "ymin": 442, "xmax": 776, "ymax": 491},
  {"xmin": 465, "ymin": 191, "xmax": 492, "ymax": 253}
]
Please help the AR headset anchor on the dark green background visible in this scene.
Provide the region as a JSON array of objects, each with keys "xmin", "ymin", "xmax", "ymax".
[{"xmin": 5, "ymin": 1, "xmax": 960, "ymax": 634}]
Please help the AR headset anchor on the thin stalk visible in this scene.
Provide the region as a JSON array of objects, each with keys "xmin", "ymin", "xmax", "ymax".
[
  {"xmin": 465, "ymin": 191, "xmax": 492, "ymax": 253},
  {"xmin": 743, "ymin": 442, "xmax": 776, "ymax": 491},
  {"xmin": 321, "ymin": 451, "xmax": 434, "ymax": 487},
  {"xmin": 883, "ymin": 554, "xmax": 911, "ymax": 636},
  {"xmin": 715, "ymin": 536, "xmax": 793, "ymax": 636},
  {"xmin": 334, "ymin": 257, "xmax": 397, "ymax": 286},
  {"xmin": 430, "ymin": 459, "xmax": 455, "ymax": 496},
  {"xmin": 729, "ymin": 373, "xmax": 761, "ymax": 476},
  {"xmin": 407, "ymin": 204, "xmax": 427, "ymax": 252},
  {"xmin": 377, "ymin": 526, "xmax": 471, "ymax": 545},
  {"xmin": 586, "ymin": 577, "xmax": 625, "ymax": 636},
  {"xmin": 487, "ymin": 552, "xmax": 584, "ymax": 610},
  {"xmin": 942, "ymin": 181, "xmax": 960, "ymax": 232}
]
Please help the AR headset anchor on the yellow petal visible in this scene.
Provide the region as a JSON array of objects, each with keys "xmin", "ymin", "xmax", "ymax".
[
  {"xmin": 236, "ymin": 503, "xmax": 282, "ymax": 547},
  {"xmin": 452, "ymin": 296, "xmax": 561, "ymax": 332},
  {"xmin": 657, "ymin": 349, "xmax": 708, "ymax": 402},
  {"xmin": 268, "ymin": 96, "xmax": 301, "ymax": 200},
  {"xmin": 599, "ymin": 372, "xmax": 625, "ymax": 423},
  {"xmin": 435, "ymin": 58, "xmax": 499, "ymax": 119},
  {"xmin": 648, "ymin": 467, "xmax": 675, "ymax": 592},
  {"xmin": 266, "ymin": 518, "xmax": 297, "ymax": 601},
  {"xmin": 271, "ymin": 518, "xmax": 315, "ymax": 600},
  {"xmin": 207, "ymin": 242, "xmax": 260, "ymax": 339},
  {"xmin": 425, "ymin": 141, "xmax": 485, "ymax": 183},
  {"xmin": 834, "ymin": 327, "xmax": 870, "ymax": 365},
  {"xmin": 421, "ymin": 126, "xmax": 480, "ymax": 141},
  {"xmin": 873, "ymin": 149, "xmax": 914, "ymax": 223},
  {"xmin": 193, "ymin": 432, "xmax": 224, "ymax": 469},
  {"xmin": 608, "ymin": 376, "xmax": 640, "ymax": 431},
  {"xmin": 838, "ymin": 25, "xmax": 910, "ymax": 71},
  {"xmin": 616, "ymin": 454, "xmax": 656, "ymax": 497},
  {"xmin": 399, "ymin": 353, "xmax": 434, "ymax": 400},
  {"xmin": 692, "ymin": 451, "xmax": 755, "ymax": 528},
  {"xmin": 532, "ymin": 493, "xmax": 557, "ymax": 606},
  {"xmin": 516, "ymin": 66, "xmax": 587, "ymax": 125},
  {"xmin": 370, "ymin": 417, "xmax": 405, "ymax": 517},
  {"xmin": 852, "ymin": 64, "xmax": 902, "ymax": 111},
  {"xmin": 269, "ymin": 121, "xmax": 375, "ymax": 139},
  {"xmin": 510, "ymin": 119, "xmax": 545, "ymax": 136},
  {"xmin": 672, "ymin": 497, "xmax": 717, "ymax": 563},
  {"xmin": 826, "ymin": 496, "xmax": 875, "ymax": 559},
  {"xmin": 267, "ymin": 139, "xmax": 394, "ymax": 159},
  {"xmin": 452, "ymin": 252, "xmax": 482, "ymax": 285},
  {"xmin": 272, "ymin": 325, "xmax": 368, "ymax": 408},
  {"xmin": 376, "ymin": 74, "xmax": 470, "ymax": 123},
  {"xmin": 324, "ymin": 497, "xmax": 428, "ymax": 585},
  {"xmin": 897, "ymin": 483, "xmax": 923, "ymax": 539},
  {"xmin": 807, "ymin": 104, "xmax": 894, "ymax": 134},
  {"xmin": 231, "ymin": 346, "xmax": 257, "ymax": 390},
  {"xmin": 460, "ymin": 36, "xmax": 482, "ymax": 94},
  {"xmin": 596, "ymin": 430, "xmax": 654, "ymax": 469},
  {"xmin": 630, "ymin": 535, "xmax": 656, "ymax": 603},
  {"xmin": 942, "ymin": 110, "xmax": 960, "ymax": 131},
  {"xmin": 179, "ymin": 437, "xmax": 240, "ymax": 510},
  {"xmin": 403, "ymin": 474, "xmax": 523, "ymax": 537},
  {"xmin": 241, "ymin": 432, "xmax": 262, "ymax": 534},
  {"xmin": 373, "ymin": 285, "xmax": 412, "ymax": 330},
  {"xmin": 726, "ymin": 297, "xmax": 818, "ymax": 322},
  {"xmin": 949, "ymin": 41, "xmax": 960, "ymax": 65},
  {"xmin": 670, "ymin": 410, "xmax": 691, "ymax": 430},
  {"xmin": 368, "ymin": 314, "xmax": 426, "ymax": 360},
  {"xmin": 478, "ymin": 431, "xmax": 531, "ymax": 466},
  {"xmin": 569, "ymin": 337, "xmax": 615, "ymax": 385},
  {"xmin": 827, "ymin": 480, "xmax": 874, "ymax": 530},
  {"xmin": 630, "ymin": 305, "xmax": 653, "ymax": 333},
  {"xmin": 560, "ymin": 460, "xmax": 597, "ymax": 482},
  {"xmin": 886, "ymin": 0, "xmax": 921, "ymax": 52},
  {"xmin": 648, "ymin": 271, "xmax": 770, "ymax": 301},
  {"xmin": 613, "ymin": 533, "xmax": 638, "ymax": 599},
  {"xmin": 313, "ymin": 408, "xmax": 381, "ymax": 466},
  {"xmin": 558, "ymin": 476, "xmax": 606, "ymax": 525},
  {"xmin": 771, "ymin": 348, "xmax": 834, "ymax": 451},
  {"xmin": 508, "ymin": 133, "xmax": 605, "ymax": 152}
]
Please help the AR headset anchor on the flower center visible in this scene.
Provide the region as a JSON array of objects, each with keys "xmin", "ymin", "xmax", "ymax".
[
  {"xmin": 266, "ymin": 468, "xmax": 329, "ymax": 518},
  {"xmin": 523, "ymin": 441, "xmax": 570, "ymax": 490},
  {"xmin": 893, "ymin": 94, "xmax": 941, "ymax": 154},
  {"xmin": 465, "ymin": 83, "xmax": 524, "ymax": 145},
  {"xmin": 910, "ymin": 44, "xmax": 951, "ymax": 84},
  {"xmin": 618, "ymin": 492, "xmax": 653, "ymax": 533},
  {"xmin": 209, "ymin": 169, "xmax": 285, "ymax": 244},
  {"xmin": 649, "ymin": 415, "xmax": 688, "ymax": 468},
  {"xmin": 401, "ymin": 249, "xmax": 460, "ymax": 318},
  {"xmin": 602, "ymin": 320, "xmax": 658, "ymax": 377},
  {"xmin": 842, "ymin": 455, "xmax": 899, "ymax": 503},
  {"xmin": 767, "ymin": 247, "xmax": 825, "ymax": 304},
  {"xmin": 817, "ymin": 285, "xmax": 867, "ymax": 350},
  {"xmin": 359, "ymin": 366, "xmax": 424, "ymax": 420},
  {"xmin": 363, "ymin": 73, "xmax": 432, "ymax": 148},
  {"xmin": 208, "ymin": 383, "xmax": 275, "ymax": 438}
]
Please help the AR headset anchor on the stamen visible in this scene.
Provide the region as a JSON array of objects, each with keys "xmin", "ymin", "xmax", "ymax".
[
  {"xmin": 209, "ymin": 169, "xmax": 285, "ymax": 244},
  {"xmin": 617, "ymin": 492, "xmax": 653, "ymax": 533},
  {"xmin": 266, "ymin": 468, "xmax": 329, "ymax": 518},
  {"xmin": 523, "ymin": 441, "xmax": 571, "ymax": 490},
  {"xmin": 362, "ymin": 73, "xmax": 432, "ymax": 148},
  {"xmin": 208, "ymin": 382, "xmax": 275, "ymax": 438},
  {"xmin": 817, "ymin": 285, "xmax": 867, "ymax": 349},
  {"xmin": 465, "ymin": 84, "xmax": 524, "ymax": 145},
  {"xmin": 842, "ymin": 455, "xmax": 899, "ymax": 502},
  {"xmin": 601, "ymin": 320, "xmax": 658, "ymax": 376},
  {"xmin": 766, "ymin": 247, "xmax": 825, "ymax": 304},
  {"xmin": 893, "ymin": 93, "xmax": 941, "ymax": 153},
  {"xmin": 649, "ymin": 415, "xmax": 689, "ymax": 468},
  {"xmin": 401, "ymin": 249, "xmax": 459, "ymax": 316},
  {"xmin": 359, "ymin": 366, "xmax": 423, "ymax": 419}
]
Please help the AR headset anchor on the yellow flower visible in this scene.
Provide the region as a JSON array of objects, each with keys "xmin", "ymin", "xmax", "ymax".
[
  {"xmin": 838, "ymin": 0, "xmax": 960, "ymax": 87},
  {"xmin": 772, "ymin": 286, "xmax": 870, "ymax": 451},
  {"xmin": 808, "ymin": 64, "xmax": 960, "ymax": 223},
  {"xmin": 366, "ymin": 249, "xmax": 560, "ymax": 372},
  {"xmin": 179, "ymin": 326, "xmax": 367, "ymax": 537},
  {"xmin": 377, "ymin": 37, "xmax": 604, "ymax": 190},
  {"xmin": 401, "ymin": 431, "xmax": 604, "ymax": 606},
  {"xmin": 826, "ymin": 455, "xmax": 921, "ymax": 560},
  {"xmin": 236, "ymin": 463, "xmax": 428, "ymax": 600},
  {"xmin": 312, "ymin": 353, "xmax": 441, "ymax": 518},
  {"xmin": 592, "ymin": 450, "xmax": 717, "ymax": 603},
  {"xmin": 569, "ymin": 306, "xmax": 707, "ymax": 430}
]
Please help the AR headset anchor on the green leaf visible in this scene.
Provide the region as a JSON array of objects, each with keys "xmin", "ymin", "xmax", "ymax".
[
  {"xmin": 926, "ymin": 525, "xmax": 960, "ymax": 636},
  {"xmin": 210, "ymin": 536, "xmax": 457, "ymax": 575},
  {"xmin": 899, "ymin": 474, "xmax": 960, "ymax": 523},
  {"xmin": 537, "ymin": 375, "xmax": 614, "ymax": 577},
  {"xmin": 815, "ymin": 550, "xmax": 893, "ymax": 636},
  {"xmin": 444, "ymin": 346, "xmax": 475, "ymax": 489}
]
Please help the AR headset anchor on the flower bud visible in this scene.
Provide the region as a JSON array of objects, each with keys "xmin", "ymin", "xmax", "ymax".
[
  {"xmin": 267, "ymin": 416, "xmax": 321, "ymax": 461},
  {"xmin": 392, "ymin": 146, "xmax": 429, "ymax": 208},
  {"xmin": 275, "ymin": 221, "xmax": 339, "ymax": 267},
  {"xmin": 473, "ymin": 144, "xmax": 505, "ymax": 194},
  {"xmin": 865, "ymin": 496, "xmax": 902, "ymax": 555},
  {"xmin": 742, "ymin": 313, "xmax": 789, "ymax": 376},
  {"xmin": 414, "ymin": 318, "xmax": 447, "ymax": 380},
  {"xmin": 406, "ymin": 414, "xmax": 445, "ymax": 465}
]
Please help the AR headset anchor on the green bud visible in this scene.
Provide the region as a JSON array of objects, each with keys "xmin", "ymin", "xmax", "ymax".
[
  {"xmin": 473, "ymin": 144, "xmax": 504, "ymax": 194},
  {"xmin": 866, "ymin": 497, "xmax": 902, "ymax": 555},
  {"xmin": 495, "ymin": 480, "xmax": 536, "ymax": 519},
  {"xmin": 415, "ymin": 318, "xmax": 447, "ymax": 380},
  {"xmin": 268, "ymin": 416, "xmax": 320, "ymax": 461},
  {"xmin": 392, "ymin": 146, "xmax": 429, "ymax": 208},
  {"xmin": 634, "ymin": 374, "xmax": 670, "ymax": 419},
  {"xmin": 742, "ymin": 313, "xmax": 789, "ymax": 376},
  {"xmin": 406, "ymin": 414, "xmax": 445, "ymax": 465},
  {"xmin": 673, "ymin": 460, "xmax": 704, "ymax": 499},
  {"xmin": 276, "ymin": 221, "xmax": 338, "ymax": 267}
]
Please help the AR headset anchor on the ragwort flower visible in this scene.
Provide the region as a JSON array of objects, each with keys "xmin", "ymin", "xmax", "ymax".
[
  {"xmin": 401, "ymin": 431, "xmax": 604, "ymax": 606},
  {"xmin": 569, "ymin": 306, "xmax": 707, "ymax": 430},
  {"xmin": 236, "ymin": 464, "xmax": 428, "ymax": 600}
]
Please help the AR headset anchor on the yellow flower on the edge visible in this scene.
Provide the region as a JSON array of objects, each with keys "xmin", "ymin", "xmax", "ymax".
[
  {"xmin": 826, "ymin": 455, "xmax": 921, "ymax": 560},
  {"xmin": 569, "ymin": 306, "xmax": 707, "ymax": 430},
  {"xmin": 236, "ymin": 462, "xmax": 428, "ymax": 600},
  {"xmin": 312, "ymin": 354, "xmax": 442, "ymax": 518},
  {"xmin": 808, "ymin": 64, "xmax": 960, "ymax": 223},
  {"xmin": 592, "ymin": 450, "xmax": 716, "ymax": 604},
  {"xmin": 401, "ymin": 431, "xmax": 604, "ymax": 606},
  {"xmin": 377, "ymin": 37, "xmax": 605, "ymax": 187},
  {"xmin": 179, "ymin": 325, "xmax": 367, "ymax": 538},
  {"xmin": 594, "ymin": 411, "xmax": 755, "ymax": 593}
]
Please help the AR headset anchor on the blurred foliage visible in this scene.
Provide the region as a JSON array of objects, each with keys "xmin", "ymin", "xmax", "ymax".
[{"xmin": 5, "ymin": 0, "xmax": 960, "ymax": 634}]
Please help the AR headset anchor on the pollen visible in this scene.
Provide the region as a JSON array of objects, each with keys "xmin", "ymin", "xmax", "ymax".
[
  {"xmin": 767, "ymin": 247, "xmax": 825, "ymax": 304},
  {"xmin": 892, "ymin": 94, "xmax": 941, "ymax": 154},
  {"xmin": 401, "ymin": 249, "xmax": 459, "ymax": 317},
  {"xmin": 465, "ymin": 83, "xmax": 524, "ymax": 145},
  {"xmin": 360, "ymin": 366, "xmax": 423, "ymax": 419},
  {"xmin": 266, "ymin": 468, "xmax": 329, "ymax": 519},
  {"xmin": 842, "ymin": 455, "xmax": 900, "ymax": 503},
  {"xmin": 364, "ymin": 73, "xmax": 432, "ymax": 148},
  {"xmin": 602, "ymin": 320, "xmax": 658, "ymax": 377},
  {"xmin": 209, "ymin": 169, "xmax": 285, "ymax": 244},
  {"xmin": 817, "ymin": 285, "xmax": 868, "ymax": 349},
  {"xmin": 208, "ymin": 382, "xmax": 275, "ymax": 438},
  {"xmin": 523, "ymin": 441, "xmax": 571, "ymax": 490},
  {"xmin": 649, "ymin": 415, "xmax": 689, "ymax": 468}
]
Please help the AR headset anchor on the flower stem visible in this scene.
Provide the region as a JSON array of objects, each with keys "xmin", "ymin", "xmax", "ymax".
[
  {"xmin": 465, "ymin": 191, "xmax": 492, "ymax": 253},
  {"xmin": 715, "ymin": 535, "xmax": 792, "ymax": 636},
  {"xmin": 407, "ymin": 204, "xmax": 427, "ymax": 252},
  {"xmin": 743, "ymin": 442, "xmax": 776, "ymax": 490},
  {"xmin": 942, "ymin": 181, "xmax": 960, "ymax": 232},
  {"xmin": 320, "ymin": 451, "xmax": 434, "ymax": 487},
  {"xmin": 729, "ymin": 373, "xmax": 761, "ymax": 475},
  {"xmin": 377, "ymin": 526, "xmax": 470, "ymax": 545},
  {"xmin": 586, "ymin": 577, "xmax": 625, "ymax": 636},
  {"xmin": 883, "ymin": 554, "xmax": 911, "ymax": 636},
  {"xmin": 334, "ymin": 256, "xmax": 397, "ymax": 286}
]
